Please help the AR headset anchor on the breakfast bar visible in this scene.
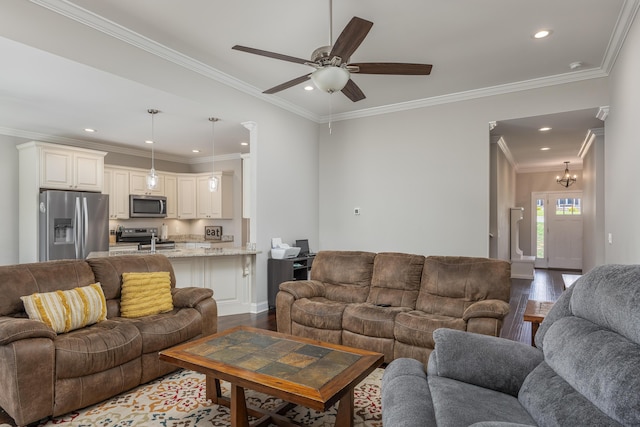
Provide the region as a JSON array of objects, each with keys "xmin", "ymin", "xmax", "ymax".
[{"xmin": 88, "ymin": 246, "xmax": 259, "ymax": 316}]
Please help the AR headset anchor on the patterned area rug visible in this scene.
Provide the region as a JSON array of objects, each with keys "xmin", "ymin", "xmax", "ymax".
[{"xmin": 31, "ymin": 368, "xmax": 383, "ymax": 427}]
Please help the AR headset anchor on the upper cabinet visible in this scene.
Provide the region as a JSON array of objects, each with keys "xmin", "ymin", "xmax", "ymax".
[
  {"xmin": 35, "ymin": 144, "xmax": 106, "ymax": 192},
  {"xmin": 164, "ymin": 174, "xmax": 178, "ymax": 219},
  {"xmin": 177, "ymin": 175, "xmax": 197, "ymax": 220},
  {"xmin": 129, "ymin": 170, "xmax": 165, "ymax": 196},
  {"xmin": 103, "ymin": 167, "xmax": 130, "ymax": 219},
  {"xmin": 196, "ymin": 171, "xmax": 233, "ymax": 219}
]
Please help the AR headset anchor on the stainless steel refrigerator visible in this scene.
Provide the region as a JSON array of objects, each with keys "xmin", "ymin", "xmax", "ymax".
[{"xmin": 39, "ymin": 190, "xmax": 109, "ymax": 261}]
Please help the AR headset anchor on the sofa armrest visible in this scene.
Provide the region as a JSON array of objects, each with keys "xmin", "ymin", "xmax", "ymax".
[
  {"xmin": 427, "ymin": 328, "xmax": 543, "ymax": 397},
  {"xmin": 463, "ymin": 299, "xmax": 510, "ymax": 321},
  {"xmin": 0, "ymin": 317, "xmax": 56, "ymax": 345},
  {"xmin": 278, "ymin": 280, "xmax": 326, "ymax": 299},
  {"xmin": 382, "ymin": 358, "xmax": 436, "ymax": 427},
  {"xmin": 171, "ymin": 287, "xmax": 214, "ymax": 308}
]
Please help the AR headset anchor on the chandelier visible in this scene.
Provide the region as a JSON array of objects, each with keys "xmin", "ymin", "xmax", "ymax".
[{"xmin": 556, "ymin": 161, "xmax": 577, "ymax": 188}]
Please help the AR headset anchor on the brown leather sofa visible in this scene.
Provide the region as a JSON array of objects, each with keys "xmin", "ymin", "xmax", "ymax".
[
  {"xmin": 276, "ymin": 251, "xmax": 510, "ymax": 365},
  {"xmin": 0, "ymin": 254, "xmax": 217, "ymax": 426}
]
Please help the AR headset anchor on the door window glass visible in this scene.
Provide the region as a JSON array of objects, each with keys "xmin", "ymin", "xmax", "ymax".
[
  {"xmin": 555, "ymin": 198, "xmax": 581, "ymax": 215},
  {"xmin": 536, "ymin": 198, "xmax": 545, "ymax": 258}
]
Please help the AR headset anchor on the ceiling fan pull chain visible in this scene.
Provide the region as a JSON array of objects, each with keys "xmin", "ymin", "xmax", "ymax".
[{"xmin": 329, "ymin": 94, "xmax": 333, "ymax": 135}]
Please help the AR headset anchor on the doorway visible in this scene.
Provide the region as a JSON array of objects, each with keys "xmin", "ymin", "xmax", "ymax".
[{"xmin": 531, "ymin": 191, "xmax": 583, "ymax": 270}]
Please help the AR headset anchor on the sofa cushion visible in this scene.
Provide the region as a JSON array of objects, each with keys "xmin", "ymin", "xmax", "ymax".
[
  {"xmin": 519, "ymin": 362, "xmax": 625, "ymax": 427},
  {"xmin": 291, "ymin": 297, "xmax": 348, "ymax": 330},
  {"xmin": 0, "ymin": 259, "xmax": 95, "ymax": 317},
  {"xmin": 54, "ymin": 319, "xmax": 142, "ymax": 379},
  {"xmin": 310, "ymin": 251, "xmax": 375, "ymax": 287},
  {"xmin": 87, "ymin": 255, "xmax": 176, "ymax": 302},
  {"xmin": 120, "ymin": 272, "xmax": 173, "ymax": 318},
  {"xmin": 121, "ymin": 308, "xmax": 202, "ymax": 354},
  {"xmin": 416, "ymin": 256, "xmax": 510, "ymax": 317},
  {"xmin": 20, "ymin": 283, "xmax": 107, "ymax": 334},
  {"xmin": 429, "ymin": 376, "xmax": 537, "ymax": 426},
  {"xmin": 343, "ymin": 303, "xmax": 410, "ymax": 339},
  {"xmin": 394, "ymin": 311, "xmax": 466, "ymax": 348},
  {"xmin": 366, "ymin": 252, "xmax": 424, "ymax": 308},
  {"xmin": 535, "ymin": 315, "xmax": 640, "ymax": 425}
]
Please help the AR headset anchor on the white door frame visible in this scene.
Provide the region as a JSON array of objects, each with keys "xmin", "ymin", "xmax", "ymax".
[{"xmin": 531, "ymin": 191, "xmax": 583, "ymax": 270}]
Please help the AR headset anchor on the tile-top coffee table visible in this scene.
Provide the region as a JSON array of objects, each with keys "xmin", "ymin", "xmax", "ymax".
[{"xmin": 159, "ymin": 326, "xmax": 384, "ymax": 427}]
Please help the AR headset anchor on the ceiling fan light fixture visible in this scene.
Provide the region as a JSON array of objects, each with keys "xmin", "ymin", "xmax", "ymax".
[{"xmin": 311, "ymin": 66, "xmax": 350, "ymax": 93}]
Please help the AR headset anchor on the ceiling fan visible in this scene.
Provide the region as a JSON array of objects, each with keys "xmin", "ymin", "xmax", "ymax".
[{"xmin": 232, "ymin": 5, "xmax": 432, "ymax": 102}]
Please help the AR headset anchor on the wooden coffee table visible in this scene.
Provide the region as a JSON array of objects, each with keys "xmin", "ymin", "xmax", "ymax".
[
  {"xmin": 159, "ymin": 326, "xmax": 383, "ymax": 427},
  {"xmin": 523, "ymin": 300, "xmax": 555, "ymax": 347}
]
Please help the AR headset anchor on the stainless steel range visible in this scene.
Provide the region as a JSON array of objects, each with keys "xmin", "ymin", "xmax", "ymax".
[{"xmin": 117, "ymin": 227, "xmax": 175, "ymax": 250}]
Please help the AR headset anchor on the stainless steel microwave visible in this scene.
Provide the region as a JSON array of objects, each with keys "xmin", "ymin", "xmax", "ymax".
[{"xmin": 129, "ymin": 195, "xmax": 167, "ymax": 218}]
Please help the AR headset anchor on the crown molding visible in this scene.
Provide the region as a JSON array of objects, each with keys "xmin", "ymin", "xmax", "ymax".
[
  {"xmin": 496, "ymin": 136, "xmax": 517, "ymax": 169},
  {"xmin": 0, "ymin": 126, "xmax": 243, "ymax": 165},
  {"xmin": 29, "ymin": 0, "xmax": 322, "ymax": 123},
  {"xmin": 322, "ymin": 68, "xmax": 608, "ymax": 123},
  {"xmin": 29, "ymin": 0, "xmax": 640, "ymax": 125},
  {"xmin": 601, "ymin": 0, "xmax": 640, "ymax": 72}
]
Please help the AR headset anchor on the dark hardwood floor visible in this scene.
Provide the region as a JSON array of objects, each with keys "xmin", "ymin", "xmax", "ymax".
[{"xmin": 0, "ymin": 268, "xmax": 574, "ymax": 426}]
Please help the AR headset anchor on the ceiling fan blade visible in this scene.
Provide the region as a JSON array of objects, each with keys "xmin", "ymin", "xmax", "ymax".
[
  {"xmin": 330, "ymin": 17, "xmax": 373, "ymax": 62},
  {"xmin": 232, "ymin": 45, "xmax": 309, "ymax": 65},
  {"xmin": 263, "ymin": 74, "xmax": 311, "ymax": 94},
  {"xmin": 341, "ymin": 79, "xmax": 366, "ymax": 102},
  {"xmin": 350, "ymin": 62, "xmax": 433, "ymax": 75}
]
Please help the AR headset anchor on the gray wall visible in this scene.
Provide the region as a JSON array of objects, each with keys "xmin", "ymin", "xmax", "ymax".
[
  {"xmin": 582, "ymin": 129, "xmax": 605, "ymax": 272},
  {"xmin": 0, "ymin": 135, "xmax": 28, "ymax": 265}
]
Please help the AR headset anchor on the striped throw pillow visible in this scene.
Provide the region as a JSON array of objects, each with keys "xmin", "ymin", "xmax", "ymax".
[
  {"xmin": 120, "ymin": 272, "xmax": 173, "ymax": 318},
  {"xmin": 20, "ymin": 283, "xmax": 107, "ymax": 334}
]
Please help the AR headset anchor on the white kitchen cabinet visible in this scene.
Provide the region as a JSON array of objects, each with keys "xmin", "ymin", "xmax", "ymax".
[
  {"xmin": 103, "ymin": 167, "xmax": 130, "ymax": 219},
  {"xmin": 40, "ymin": 145, "xmax": 105, "ymax": 192},
  {"xmin": 16, "ymin": 142, "xmax": 107, "ymax": 263},
  {"xmin": 196, "ymin": 171, "xmax": 234, "ymax": 219},
  {"xmin": 129, "ymin": 170, "xmax": 164, "ymax": 196},
  {"xmin": 177, "ymin": 175, "xmax": 197, "ymax": 219},
  {"xmin": 164, "ymin": 174, "xmax": 178, "ymax": 219}
]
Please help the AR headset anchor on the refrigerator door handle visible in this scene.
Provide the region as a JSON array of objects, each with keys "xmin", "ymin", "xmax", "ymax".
[
  {"xmin": 74, "ymin": 197, "xmax": 82, "ymax": 259},
  {"xmin": 82, "ymin": 197, "xmax": 89, "ymax": 258}
]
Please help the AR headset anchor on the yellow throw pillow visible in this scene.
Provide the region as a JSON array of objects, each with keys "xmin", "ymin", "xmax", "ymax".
[
  {"xmin": 20, "ymin": 283, "xmax": 107, "ymax": 334},
  {"xmin": 120, "ymin": 272, "xmax": 173, "ymax": 318}
]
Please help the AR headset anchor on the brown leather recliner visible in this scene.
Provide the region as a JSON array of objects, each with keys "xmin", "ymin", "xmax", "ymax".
[
  {"xmin": 276, "ymin": 251, "xmax": 510, "ymax": 365},
  {"xmin": 0, "ymin": 254, "xmax": 217, "ymax": 426}
]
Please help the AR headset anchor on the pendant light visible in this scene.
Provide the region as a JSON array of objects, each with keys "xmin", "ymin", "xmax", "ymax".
[
  {"xmin": 208, "ymin": 117, "xmax": 219, "ymax": 192},
  {"xmin": 146, "ymin": 109, "xmax": 159, "ymax": 190}
]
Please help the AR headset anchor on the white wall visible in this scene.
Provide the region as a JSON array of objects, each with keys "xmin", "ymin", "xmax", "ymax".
[
  {"xmin": 0, "ymin": 135, "xmax": 29, "ymax": 265},
  {"xmin": 320, "ymin": 79, "xmax": 608, "ymax": 257},
  {"xmin": 605, "ymin": 11, "xmax": 640, "ymax": 264}
]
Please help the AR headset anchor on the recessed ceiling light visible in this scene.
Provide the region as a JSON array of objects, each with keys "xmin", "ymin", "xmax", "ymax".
[
  {"xmin": 240, "ymin": 142, "xmax": 249, "ymax": 146},
  {"xmin": 540, "ymin": 147, "xmax": 551, "ymax": 151},
  {"xmin": 84, "ymin": 128, "xmax": 96, "ymax": 133},
  {"xmin": 539, "ymin": 127, "xmax": 552, "ymax": 132},
  {"xmin": 192, "ymin": 149, "xmax": 200, "ymax": 153},
  {"xmin": 569, "ymin": 61, "xmax": 583, "ymax": 70},
  {"xmin": 145, "ymin": 140, "xmax": 153, "ymax": 144},
  {"xmin": 304, "ymin": 85, "xmax": 314, "ymax": 91},
  {"xmin": 533, "ymin": 29, "xmax": 552, "ymax": 39}
]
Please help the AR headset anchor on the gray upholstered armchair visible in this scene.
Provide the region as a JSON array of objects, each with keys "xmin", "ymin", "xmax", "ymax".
[{"xmin": 382, "ymin": 264, "xmax": 640, "ymax": 426}]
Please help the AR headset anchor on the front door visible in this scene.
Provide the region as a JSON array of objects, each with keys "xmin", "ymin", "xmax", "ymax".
[{"xmin": 531, "ymin": 191, "xmax": 583, "ymax": 270}]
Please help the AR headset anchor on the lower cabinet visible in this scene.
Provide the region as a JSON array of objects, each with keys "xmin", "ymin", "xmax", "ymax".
[{"xmin": 170, "ymin": 256, "xmax": 253, "ymax": 315}]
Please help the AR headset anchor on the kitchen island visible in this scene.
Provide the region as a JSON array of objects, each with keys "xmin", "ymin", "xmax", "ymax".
[{"xmin": 88, "ymin": 246, "xmax": 260, "ymax": 316}]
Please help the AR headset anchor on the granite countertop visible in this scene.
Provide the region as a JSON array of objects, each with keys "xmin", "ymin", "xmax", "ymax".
[{"xmin": 88, "ymin": 246, "xmax": 260, "ymax": 259}]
